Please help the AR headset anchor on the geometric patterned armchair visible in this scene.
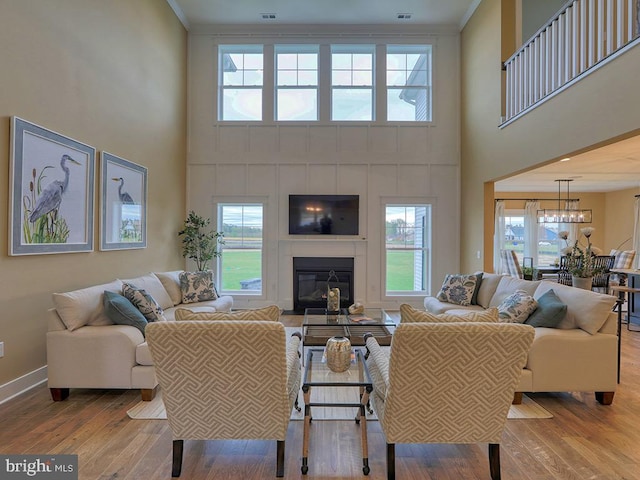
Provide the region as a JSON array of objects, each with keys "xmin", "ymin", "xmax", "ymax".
[
  {"xmin": 365, "ymin": 322, "xmax": 534, "ymax": 480},
  {"xmin": 146, "ymin": 321, "xmax": 302, "ymax": 477}
]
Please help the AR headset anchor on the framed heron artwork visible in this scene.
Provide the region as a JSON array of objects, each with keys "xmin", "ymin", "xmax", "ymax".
[
  {"xmin": 9, "ymin": 117, "xmax": 95, "ymax": 255},
  {"xmin": 100, "ymin": 152, "xmax": 147, "ymax": 250}
]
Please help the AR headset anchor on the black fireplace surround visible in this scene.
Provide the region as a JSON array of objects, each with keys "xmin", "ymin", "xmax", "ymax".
[{"xmin": 292, "ymin": 257, "xmax": 354, "ymax": 313}]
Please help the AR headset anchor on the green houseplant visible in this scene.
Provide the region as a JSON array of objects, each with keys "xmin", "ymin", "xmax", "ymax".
[{"xmin": 178, "ymin": 211, "xmax": 224, "ymax": 271}]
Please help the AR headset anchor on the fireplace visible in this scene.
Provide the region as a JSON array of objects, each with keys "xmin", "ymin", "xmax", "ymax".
[{"xmin": 292, "ymin": 257, "xmax": 354, "ymax": 313}]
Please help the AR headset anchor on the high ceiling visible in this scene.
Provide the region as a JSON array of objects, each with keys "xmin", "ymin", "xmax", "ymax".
[
  {"xmin": 168, "ymin": 0, "xmax": 479, "ymax": 28},
  {"xmin": 167, "ymin": 0, "xmax": 640, "ymax": 194}
]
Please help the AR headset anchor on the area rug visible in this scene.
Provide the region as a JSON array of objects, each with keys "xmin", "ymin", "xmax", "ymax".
[{"xmin": 127, "ymin": 388, "xmax": 553, "ymax": 421}]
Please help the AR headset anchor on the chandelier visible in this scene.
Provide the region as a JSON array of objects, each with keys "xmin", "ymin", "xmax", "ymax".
[{"xmin": 537, "ymin": 179, "xmax": 592, "ymax": 223}]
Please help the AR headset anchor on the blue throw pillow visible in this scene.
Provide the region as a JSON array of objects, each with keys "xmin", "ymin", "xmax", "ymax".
[
  {"xmin": 525, "ymin": 289, "xmax": 567, "ymax": 328},
  {"xmin": 103, "ymin": 290, "xmax": 148, "ymax": 336}
]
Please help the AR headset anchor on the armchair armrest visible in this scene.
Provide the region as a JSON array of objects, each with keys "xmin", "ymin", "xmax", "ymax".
[
  {"xmin": 285, "ymin": 332, "xmax": 302, "ymax": 377},
  {"xmin": 364, "ymin": 333, "xmax": 390, "ymax": 397}
]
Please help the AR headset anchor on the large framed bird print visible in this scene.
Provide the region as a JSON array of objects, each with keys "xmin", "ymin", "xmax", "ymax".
[
  {"xmin": 100, "ymin": 152, "xmax": 147, "ymax": 250},
  {"xmin": 9, "ymin": 117, "xmax": 95, "ymax": 255}
]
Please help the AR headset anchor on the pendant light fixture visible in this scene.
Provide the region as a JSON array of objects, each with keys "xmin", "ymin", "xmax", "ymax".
[{"xmin": 537, "ymin": 179, "xmax": 592, "ymax": 223}]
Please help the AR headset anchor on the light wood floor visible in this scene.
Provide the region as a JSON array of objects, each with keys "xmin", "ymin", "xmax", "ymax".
[{"xmin": 2, "ymin": 314, "xmax": 640, "ymax": 480}]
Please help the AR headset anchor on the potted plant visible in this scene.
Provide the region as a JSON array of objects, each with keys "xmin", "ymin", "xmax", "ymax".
[
  {"xmin": 178, "ymin": 211, "xmax": 224, "ymax": 271},
  {"xmin": 561, "ymin": 227, "xmax": 604, "ymax": 289}
]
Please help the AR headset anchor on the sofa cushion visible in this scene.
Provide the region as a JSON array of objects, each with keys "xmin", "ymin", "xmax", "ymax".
[
  {"xmin": 103, "ymin": 291, "xmax": 148, "ymax": 336},
  {"xmin": 136, "ymin": 342, "xmax": 154, "ymax": 366},
  {"xmin": 424, "ymin": 296, "xmax": 484, "ymax": 314},
  {"xmin": 122, "ymin": 283, "xmax": 165, "ymax": 322},
  {"xmin": 534, "ymin": 281, "xmax": 617, "ymax": 334},
  {"xmin": 120, "ymin": 273, "xmax": 173, "ymax": 310},
  {"xmin": 52, "ymin": 279, "xmax": 123, "ymax": 331},
  {"xmin": 525, "ymin": 289, "xmax": 567, "ymax": 328},
  {"xmin": 400, "ymin": 304, "xmax": 499, "ymax": 323},
  {"xmin": 497, "ymin": 290, "xmax": 538, "ymax": 323},
  {"xmin": 475, "ymin": 273, "xmax": 502, "ymax": 308},
  {"xmin": 154, "ymin": 271, "xmax": 184, "ymax": 306},
  {"xmin": 174, "ymin": 305, "xmax": 280, "ymax": 321},
  {"xmin": 179, "ymin": 270, "xmax": 218, "ymax": 304},
  {"xmin": 436, "ymin": 274, "xmax": 478, "ymax": 306},
  {"xmin": 489, "ymin": 277, "xmax": 540, "ymax": 308}
]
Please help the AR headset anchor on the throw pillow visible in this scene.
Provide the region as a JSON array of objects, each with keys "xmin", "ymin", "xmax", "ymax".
[
  {"xmin": 525, "ymin": 289, "xmax": 567, "ymax": 328},
  {"xmin": 400, "ymin": 304, "xmax": 499, "ymax": 323},
  {"xmin": 610, "ymin": 249, "xmax": 636, "ymax": 269},
  {"xmin": 103, "ymin": 291, "xmax": 148, "ymax": 336},
  {"xmin": 174, "ymin": 305, "xmax": 281, "ymax": 321},
  {"xmin": 471, "ymin": 272, "xmax": 484, "ymax": 305},
  {"xmin": 436, "ymin": 274, "xmax": 478, "ymax": 306},
  {"xmin": 179, "ymin": 270, "xmax": 218, "ymax": 304},
  {"xmin": 122, "ymin": 282, "xmax": 165, "ymax": 322},
  {"xmin": 497, "ymin": 290, "xmax": 538, "ymax": 323}
]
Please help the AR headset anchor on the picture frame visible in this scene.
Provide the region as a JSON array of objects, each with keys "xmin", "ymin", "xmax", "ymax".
[
  {"xmin": 9, "ymin": 117, "xmax": 95, "ymax": 255},
  {"xmin": 100, "ymin": 152, "xmax": 147, "ymax": 250}
]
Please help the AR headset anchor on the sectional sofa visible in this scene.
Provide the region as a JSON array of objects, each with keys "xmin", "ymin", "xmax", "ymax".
[
  {"xmin": 46, "ymin": 271, "xmax": 233, "ymax": 402},
  {"xmin": 424, "ymin": 273, "xmax": 619, "ymax": 405}
]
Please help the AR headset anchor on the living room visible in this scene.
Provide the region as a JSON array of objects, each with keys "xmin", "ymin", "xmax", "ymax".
[{"xmin": 1, "ymin": 0, "xmax": 640, "ymax": 478}]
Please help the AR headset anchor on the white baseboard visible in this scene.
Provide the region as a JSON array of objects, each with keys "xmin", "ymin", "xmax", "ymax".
[{"xmin": 0, "ymin": 366, "xmax": 48, "ymax": 405}]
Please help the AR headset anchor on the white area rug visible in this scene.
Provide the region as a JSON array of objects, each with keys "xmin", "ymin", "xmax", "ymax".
[{"xmin": 127, "ymin": 388, "xmax": 553, "ymax": 421}]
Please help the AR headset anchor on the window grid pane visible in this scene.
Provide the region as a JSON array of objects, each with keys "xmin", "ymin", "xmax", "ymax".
[
  {"xmin": 386, "ymin": 45, "xmax": 432, "ymax": 122},
  {"xmin": 219, "ymin": 204, "xmax": 264, "ymax": 293},
  {"xmin": 385, "ymin": 205, "xmax": 431, "ymax": 294}
]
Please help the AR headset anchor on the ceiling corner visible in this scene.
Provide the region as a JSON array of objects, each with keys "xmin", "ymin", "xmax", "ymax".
[{"xmin": 166, "ymin": 0, "xmax": 190, "ymax": 31}]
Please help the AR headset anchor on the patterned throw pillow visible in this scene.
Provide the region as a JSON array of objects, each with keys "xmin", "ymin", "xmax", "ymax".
[
  {"xmin": 610, "ymin": 249, "xmax": 636, "ymax": 269},
  {"xmin": 174, "ymin": 305, "xmax": 281, "ymax": 321},
  {"xmin": 497, "ymin": 290, "xmax": 538, "ymax": 323},
  {"xmin": 179, "ymin": 271, "xmax": 218, "ymax": 304},
  {"xmin": 122, "ymin": 283, "xmax": 165, "ymax": 322},
  {"xmin": 436, "ymin": 274, "xmax": 478, "ymax": 306},
  {"xmin": 400, "ymin": 304, "xmax": 499, "ymax": 323}
]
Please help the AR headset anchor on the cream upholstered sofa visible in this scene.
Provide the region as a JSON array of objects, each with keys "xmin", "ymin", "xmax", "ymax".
[
  {"xmin": 46, "ymin": 271, "xmax": 233, "ymax": 402},
  {"xmin": 424, "ymin": 273, "xmax": 618, "ymax": 405}
]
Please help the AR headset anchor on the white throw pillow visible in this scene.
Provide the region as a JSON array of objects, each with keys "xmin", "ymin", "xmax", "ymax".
[{"xmin": 53, "ymin": 280, "xmax": 123, "ymax": 331}]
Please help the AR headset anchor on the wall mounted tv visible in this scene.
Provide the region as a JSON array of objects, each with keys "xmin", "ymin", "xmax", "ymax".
[{"xmin": 289, "ymin": 195, "xmax": 359, "ymax": 235}]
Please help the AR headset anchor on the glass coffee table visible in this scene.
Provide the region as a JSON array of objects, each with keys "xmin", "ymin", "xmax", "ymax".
[
  {"xmin": 302, "ymin": 308, "xmax": 395, "ymax": 354},
  {"xmin": 301, "ymin": 347, "xmax": 373, "ymax": 475}
]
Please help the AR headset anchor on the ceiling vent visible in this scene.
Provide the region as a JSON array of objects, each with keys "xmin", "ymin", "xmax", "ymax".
[
  {"xmin": 397, "ymin": 13, "xmax": 412, "ymax": 20},
  {"xmin": 261, "ymin": 13, "xmax": 276, "ymax": 20}
]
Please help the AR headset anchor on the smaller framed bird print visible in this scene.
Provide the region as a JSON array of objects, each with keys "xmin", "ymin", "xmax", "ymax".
[{"xmin": 100, "ymin": 152, "xmax": 147, "ymax": 251}]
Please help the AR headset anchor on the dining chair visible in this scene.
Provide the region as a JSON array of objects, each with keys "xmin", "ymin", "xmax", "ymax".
[
  {"xmin": 499, "ymin": 249, "xmax": 523, "ymax": 279},
  {"xmin": 591, "ymin": 255, "xmax": 616, "ymax": 293}
]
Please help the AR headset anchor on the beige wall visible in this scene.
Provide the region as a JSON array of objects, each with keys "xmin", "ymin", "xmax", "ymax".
[
  {"xmin": 461, "ymin": 0, "xmax": 640, "ymax": 272},
  {"xmin": 0, "ymin": 1, "xmax": 187, "ymax": 389}
]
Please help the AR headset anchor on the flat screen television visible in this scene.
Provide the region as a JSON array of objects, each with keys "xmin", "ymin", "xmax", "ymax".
[{"xmin": 289, "ymin": 195, "xmax": 359, "ymax": 235}]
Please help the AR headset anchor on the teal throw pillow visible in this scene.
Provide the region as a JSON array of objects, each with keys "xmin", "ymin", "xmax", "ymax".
[
  {"xmin": 525, "ymin": 289, "xmax": 567, "ymax": 328},
  {"xmin": 104, "ymin": 290, "xmax": 148, "ymax": 336}
]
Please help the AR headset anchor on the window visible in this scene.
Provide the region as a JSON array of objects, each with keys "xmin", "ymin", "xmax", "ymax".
[
  {"xmin": 331, "ymin": 45, "xmax": 375, "ymax": 121},
  {"xmin": 504, "ymin": 210, "xmax": 562, "ymax": 265},
  {"xmin": 386, "ymin": 45, "xmax": 432, "ymax": 121},
  {"xmin": 385, "ymin": 205, "xmax": 431, "ymax": 294},
  {"xmin": 275, "ymin": 45, "xmax": 318, "ymax": 121},
  {"xmin": 218, "ymin": 45, "xmax": 263, "ymax": 121},
  {"xmin": 217, "ymin": 204, "xmax": 264, "ymax": 294}
]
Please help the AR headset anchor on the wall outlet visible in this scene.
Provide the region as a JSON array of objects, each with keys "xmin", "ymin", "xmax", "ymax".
[{"xmin": 0, "ymin": 342, "xmax": 4, "ymax": 358}]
